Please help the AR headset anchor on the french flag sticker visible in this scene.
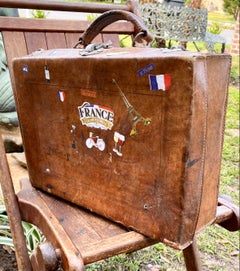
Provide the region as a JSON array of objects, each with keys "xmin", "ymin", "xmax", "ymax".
[
  {"xmin": 149, "ymin": 74, "xmax": 171, "ymax": 91},
  {"xmin": 58, "ymin": 91, "xmax": 66, "ymax": 102}
]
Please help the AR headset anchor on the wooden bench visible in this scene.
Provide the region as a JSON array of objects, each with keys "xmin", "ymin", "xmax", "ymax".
[
  {"xmin": 0, "ymin": 1, "xmax": 239, "ymax": 271},
  {"xmin": 0, "ymin": 0, "xmax": 140, "ymax": 91}
]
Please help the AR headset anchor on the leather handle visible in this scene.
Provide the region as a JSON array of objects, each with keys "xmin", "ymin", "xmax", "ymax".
[{"xmin": 76, "ymin": 10, "xmax": 153, "ymax": 47}]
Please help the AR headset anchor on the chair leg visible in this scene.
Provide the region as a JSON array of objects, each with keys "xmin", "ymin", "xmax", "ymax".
[
  {"xmin": 30, "ymin": 242, "xmax": 60, "ymax": 271},
  {"xmin": 0, "ymin": 135, "xmax": 32, "ymax": 270},
  {"xmin": 183, "ymin": 237, "xmax": 202, "ymax": 271},
  {"xmin": 17, "ymin": 178, "xmax": 85, "ymax": 271}
]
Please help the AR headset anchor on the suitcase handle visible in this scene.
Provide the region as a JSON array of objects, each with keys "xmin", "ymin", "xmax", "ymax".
[{"xmin": 75, "ymin": 10, "xmax": 153, "ymax": 47}]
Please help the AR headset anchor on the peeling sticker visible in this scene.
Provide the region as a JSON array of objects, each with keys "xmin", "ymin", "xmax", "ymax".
[
  {"xmin": 106, "ymin": 52, "xmax": 129, "ymax": 56},
  {"xmin": 78, "ymin": 102, "xmax": 114, "ymax": 130},
  {"xmin": 70, "ymin": 124, "xmax": 77, "ymax": 149},
  {"xmin": 47, "ymin": 50, "xmax": 57, "ymax": 56},
  {"xmin": 80, "ymin": 89, "xmax": 97, "ymax": 98},
  {"xmin": 149, "ymin": 74, "xmax": 171, "ymax": 91},
  {"xmin": 86, "ymin": 132, "xmax": 105, "ymax": 151},
  {"xmin": 137, "ymin": 63, "xmax": 155, "ymax": 77}
]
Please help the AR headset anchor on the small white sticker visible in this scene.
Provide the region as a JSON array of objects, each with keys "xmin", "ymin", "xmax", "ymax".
[{"xmin": 44, "ymin": 65, "xmax": 50, "ymax": 81}]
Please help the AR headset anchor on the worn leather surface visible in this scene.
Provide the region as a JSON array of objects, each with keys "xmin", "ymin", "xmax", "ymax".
[
  {"xmin": 12, "ymin": 48, "xmax": 231, "ymax": 249},
  {"xmin": 78, "ymin": 10, "xmax": 153, "ymax": 47}
]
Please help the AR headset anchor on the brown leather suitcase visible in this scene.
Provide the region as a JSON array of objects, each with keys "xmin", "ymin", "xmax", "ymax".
[{"xmin": 12, "ymin": 11, "xmax": 231, "ymax": 249}]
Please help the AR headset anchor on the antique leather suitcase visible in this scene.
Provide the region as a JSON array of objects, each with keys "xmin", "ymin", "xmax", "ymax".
[{"xmin": 12, "ymin": 11, "xmax": 231, "ymax": 249}]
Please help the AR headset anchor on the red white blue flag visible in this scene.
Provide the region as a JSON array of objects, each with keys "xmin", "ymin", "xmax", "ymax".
[
  {"xmin": 58, "ymin": 91, "xmax": 66, "ymax": 102},
  {"xmin": 149, "ymin": 74, "xmax": 171, "ymax": 91}
]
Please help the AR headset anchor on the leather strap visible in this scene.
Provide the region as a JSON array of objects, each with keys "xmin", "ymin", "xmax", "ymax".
[{"xmin": 76, "ymin": 10, "xmax": 153, "ymax": 47}]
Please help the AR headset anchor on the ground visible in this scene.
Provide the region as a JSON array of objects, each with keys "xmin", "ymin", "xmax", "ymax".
[{"xmin": 0, "ymin": 245, "xmax": 18, "ymax": 271}]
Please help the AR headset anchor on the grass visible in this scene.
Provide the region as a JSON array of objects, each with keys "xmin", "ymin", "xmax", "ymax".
[
  {"xmin": 225, "ymin": 87, "xmax": 239, "ymax": 130},
  {"xmin": 230, "ymin": 56, "xmax": 240, "ymax": 85},
  {"xmin": 208, "ymin": 12, "xmax": 236, "ymax": 26},
  {"xmin": 220, "ymin": 87, "xmax": 239, "ymax": 204}
]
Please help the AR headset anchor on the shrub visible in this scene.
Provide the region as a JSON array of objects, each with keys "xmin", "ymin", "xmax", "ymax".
[{"xmin": 223, "ymin": 0, "xmax": 239, "ymax": 20}]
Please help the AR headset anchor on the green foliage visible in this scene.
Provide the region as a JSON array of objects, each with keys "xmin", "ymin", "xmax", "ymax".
[
  {"xmin": 86, "ymin": 244, "xmax": 185, "ymax": 271},
  {"xmin": 184, "ymin": 0, "xmax": 192, "ymax": 6},
  {"xmin": 230, "ymin": 66, "xmax": 240, "ymax": 84},
  {"xmin": 208, "ymin": 22, "xmax": 222, "ymax": 34},
  {"xmin": 31, "ymin": 9, "xmax": 47, "ymax": 19},
  {"xmin": 230, "ymin": 56, "xmax": 240, "ymax": 85},
  {"xmin": 223, "ymin": 0, "xmax": 240, "ymax": 20},
  {"xmin": 86, "ymin": 13, "xmax": 98, "ymax": 21},
  {"xmin": 119, "ymin": 35, "xmax": 132, "ymax": 47},
  {"xmin": 225, "ymin": 87, "xmax": 239, "ymax": 129},
  {"xmin": 22, "ymin": 221, "xmax": 45, "ymax": 253},
  {"xmin": 0, "ymin": 205, "xmax": 45, "ymax": 253},
  {"xmin": 0, "ymin": 206, "xmax": 14, "ymax": 248},
  {"xmin": 198, "ymin": 225, "xmax": 239, "ymax": 266}
]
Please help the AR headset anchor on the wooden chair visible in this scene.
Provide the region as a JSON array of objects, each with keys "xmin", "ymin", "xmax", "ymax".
[{"xmin": 0, "ymin": 1, "xmax": 239, "ymax": 270}]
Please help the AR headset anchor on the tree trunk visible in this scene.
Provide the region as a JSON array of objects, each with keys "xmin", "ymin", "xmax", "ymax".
[{"xmin": 190, "ymin": 0, "xmax": 202, "ymax": 9}]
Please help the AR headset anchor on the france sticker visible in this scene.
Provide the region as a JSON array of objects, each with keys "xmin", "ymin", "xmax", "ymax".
[
  {"xmin": 58, "ymin": 91, "xmax": 66, "ymax": 102},
  {"xmin": 149, "ymin": 74, "xmax": 171, "ymax": 91}
]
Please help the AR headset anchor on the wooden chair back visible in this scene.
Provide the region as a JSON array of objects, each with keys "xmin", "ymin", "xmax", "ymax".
[{"xmin": 0, "ymin": 2, "xmax": 136, "ymax": 91}]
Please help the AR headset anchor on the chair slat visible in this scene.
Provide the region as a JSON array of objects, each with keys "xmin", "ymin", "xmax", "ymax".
[
  {"xmin": 25, "ymin": 32, "xmax": 48, "ymax": 53},
  {"xmin": 1, "ymin": 31, "xmax": 28, "ymax": 89},
  {"xmin": 46, "ymin": 32, "xmax": 68, "ymax": 49},
  {"xmin": 17, "ymin": 179, "xmax": 155, "ymax": 265}
]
